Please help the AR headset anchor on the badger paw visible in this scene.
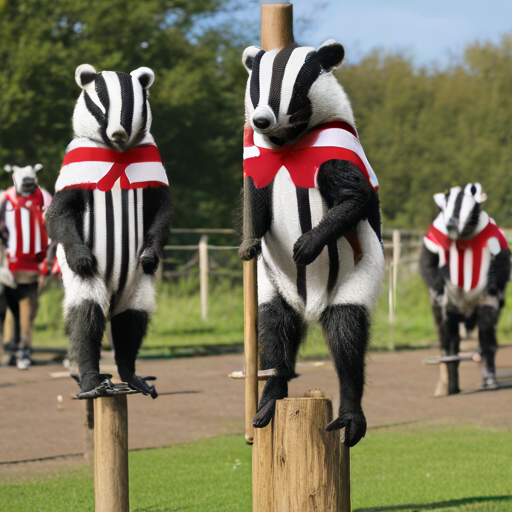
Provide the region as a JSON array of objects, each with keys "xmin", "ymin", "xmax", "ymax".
[
  {"xmin": 293, "ymin": 231, "xmax": 325, "ymax": 266},
  {"xmin": 238, "ymin": 239, "xmax": 261, "ymax": 261},
  {"xmin": 253, "ymin": 376, "xmax": 288, "ymax": 428},
  {"xmin": 125, "ymin": 374, "xmax": 158, "ymax": 399},
  {"xmin": 326, "ymin": 410, "xmax": 367, "ymax": 447},
  {"xmin": 67, "ymin": 245, "xmax": 97, "ymax": 277},
  {"xmin": 140, "ymin": 248, "xmax": 159, "ymax": 275}
]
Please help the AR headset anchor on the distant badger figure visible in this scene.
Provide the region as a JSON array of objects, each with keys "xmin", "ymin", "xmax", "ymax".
[
  {"xmin": 240, "ymin": 41, "xmax": 385, "ymax": 447},
  {"xmin": 420, "ymin": 184, "xmax": 510, "ymax": 393},
  {"xmin": 45, "ymin": 65, "xmax": 174, "ymax": 398}
]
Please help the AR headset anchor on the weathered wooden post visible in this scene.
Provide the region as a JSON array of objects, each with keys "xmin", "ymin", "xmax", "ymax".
[
  {"xmin": 249, "ymin": 4, "xmax": 352, "ymax": 511},
  {"xmin": 94, "ymin": 395, "xmax": 129, "ymax": 512},
  {"xmin": 199, "ymin": 235, "xmax": 209, "ymax": 320},
  {"xmin": 392, "ymin": 228, "xmax": 401, "ymax": 307}
]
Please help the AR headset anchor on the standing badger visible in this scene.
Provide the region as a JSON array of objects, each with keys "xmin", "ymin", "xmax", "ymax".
[
  {"xmin": 240, "ymin": 41, "xmax": 384, "ymax": 447},
  {"xmin": 421, "ymin": 184, "xmax": 510, "ymax": 393},
  {"xmin": 0, "ymin": 164, "xmax": 51, "ymax": 369},
  {"xmin": 45, "ymin": 65, "xmax": 174, "ymax": 398}
]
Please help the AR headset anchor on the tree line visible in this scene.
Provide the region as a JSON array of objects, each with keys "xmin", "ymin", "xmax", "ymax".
[{"xmin": 1, "ymin": 0, "xmax": 511, "ymax": 230}]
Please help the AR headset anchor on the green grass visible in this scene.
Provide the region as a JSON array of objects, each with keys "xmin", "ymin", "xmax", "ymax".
[
  {"xmin": 32, "ymin": 273, "xmax": 512, "ymax": 358},
  {"xmin": 1, "ymin": 425, "xmax": 512, "ymax": 511}
]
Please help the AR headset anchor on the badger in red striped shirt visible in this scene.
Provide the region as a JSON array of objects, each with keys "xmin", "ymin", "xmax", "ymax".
[
  {"xmin": 45, "ymin": 65, "xmax": 174, "ymax": 398},
  {"xmin": 239, "ymin": 40, "xmax": 384, "ymax": 447},
  {"xmin": 420, "ymin": 183, "xmax": 510, "ymax": 393}
]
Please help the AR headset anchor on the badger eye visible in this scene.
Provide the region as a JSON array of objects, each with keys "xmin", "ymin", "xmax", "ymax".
[{"xmin": 470, "ymin": 184, "xmax": 477, "ymax": 195}]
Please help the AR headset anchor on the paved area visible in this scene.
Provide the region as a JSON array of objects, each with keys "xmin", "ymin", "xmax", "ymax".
[{"xmin": 1, "ymin": 345, "xmax": 512, "ymax": 479}]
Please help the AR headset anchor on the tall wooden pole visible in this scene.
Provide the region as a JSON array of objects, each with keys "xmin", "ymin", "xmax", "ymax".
[{"xmin": 94, "ymin": 395, "xmax": 129, "ymax": 512}]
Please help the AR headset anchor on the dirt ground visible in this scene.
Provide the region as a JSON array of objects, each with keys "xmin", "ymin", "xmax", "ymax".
[{"xmin": 1, "ymin": 344, "xmax": 512, "ymax": 480}]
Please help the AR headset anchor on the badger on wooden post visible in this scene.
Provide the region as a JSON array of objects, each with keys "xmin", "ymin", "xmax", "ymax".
[
  {"xmin": 420, "ymin": 183, "xmax": 510, "ymax": 393},
  {"xmin": 239, "ymin": 41, "xmax": 385, "ymax": 447},
  {"xmin": 45, "ymin": 65, "xmax": 174, "ymax": 399}
]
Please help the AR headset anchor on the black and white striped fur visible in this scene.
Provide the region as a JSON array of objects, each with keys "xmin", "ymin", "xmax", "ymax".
[
  {"xmin": 46, "ymin": 65, "xmax": 174, "ymax": 398},
  {"xmin": 240, "ymin": 41, "xmax": 384, "ymax": 446},
  {"xmin": 420, "ymin": 184, "xmax": 510, "ymax": 393}
]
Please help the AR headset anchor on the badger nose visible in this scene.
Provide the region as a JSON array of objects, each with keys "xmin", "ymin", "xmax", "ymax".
[
  {"xmin": 251, "ymin": 109, "xmax": 276, "ymax": 132},
  {"xmin": 447, "ymin": 221, "xmax": 459, "ymax": 240},
  {"xmin": 110, "ymin": 130, "xmax": 128, "ymax": 143}
]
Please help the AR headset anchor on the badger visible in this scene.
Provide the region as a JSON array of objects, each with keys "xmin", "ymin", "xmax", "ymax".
[
  {"xmin": 420, "ymin": 183, "xmax": 510, "ymax": 393},
  {"xmin": 45, "ymin": 65, "xmax": 174, "ymax": 398},
  {"xmin": 0, "ymin": 164, "xmax": 51, "ymax": 369},
  {"xmin": 239, "ymin": 40, "xmax": 385, "ymax": 447}
]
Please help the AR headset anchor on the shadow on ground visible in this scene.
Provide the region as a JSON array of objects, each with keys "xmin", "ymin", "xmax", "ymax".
[{"xmin": 355, "ymin": 494, "xmax": 512, "ymax": 511}]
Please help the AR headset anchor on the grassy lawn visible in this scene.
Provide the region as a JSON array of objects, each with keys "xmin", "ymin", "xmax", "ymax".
[
  {"xmin": 32, "ymin": 273, "xmax": 512, "ymax": 358},
  {"xmin": 1, "ymin": 425, "xmax": 511, "ymax": 511}
]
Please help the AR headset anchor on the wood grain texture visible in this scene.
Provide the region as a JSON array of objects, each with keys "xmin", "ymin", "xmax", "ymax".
[
  {"xmin": 253, "ymin": 397, "xmax": 351, "ymax": 512},
  {"xmin": 244, "ymin": 258, "xmax": 259, "ymax": 444},
  {"xmin": 261, "ymin": 4, "xmax": 294, "ymax": 51},
  {"xmin": 94, "ymin": 395, "xmax": 129, "ymax": 512}
]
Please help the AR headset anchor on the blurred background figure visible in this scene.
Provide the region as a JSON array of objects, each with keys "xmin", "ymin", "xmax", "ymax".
[
  {"xmin": 0, "ymin": 164, "xmax": 51, "ymax": 369},
  {"xmin": 420, "ymin": 183, "xmax": 510, "ymax": 395}
]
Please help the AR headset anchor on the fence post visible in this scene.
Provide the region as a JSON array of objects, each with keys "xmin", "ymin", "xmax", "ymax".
[
  {"xmin": 84, "ymin": 398, "xmax": 94, "ymax": 463},
  {"xmin": 392, "ymin": 229, "xmax": 401, "ymax": 309},
  {"xmin": 388, "ymin": 263, "xmax": 395, "ymax": 351},
  {"xmin": 199, "ymin": 235, "xmax": 209, "ymax": 320}
]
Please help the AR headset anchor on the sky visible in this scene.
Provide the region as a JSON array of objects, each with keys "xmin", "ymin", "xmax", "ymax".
[{"xmin": 238, "ymin": 1, "xmax": 512, "ymax": 68}]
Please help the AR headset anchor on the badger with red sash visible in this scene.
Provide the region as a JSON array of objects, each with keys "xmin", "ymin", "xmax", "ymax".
[
  {"xmin": 0, "ymin": 164, "xmax": 51, "ymax": 369},
  {"xmin": 45, "ymin": 65, "xmax": 174, "ymax": 399},
  {"xmin": 239, "ymin": 40, "xmax": 384, "ymax": 447},
  {"xmin": 420, "ymin": 183, "xmax": 510, "ymax": 394}
]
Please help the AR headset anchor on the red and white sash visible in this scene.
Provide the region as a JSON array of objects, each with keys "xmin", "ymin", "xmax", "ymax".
[
  {"xmin": 243, "ymin": 121, "xmax": 378, "ymax": 190},
  {"xmin": 55, "ymin": 135, "xmax": 169, "ymax": 192},
  {"xmin": 4, "ymin": 186, "xmax": 49, "ymax": 273},
  {"xmin": 425, "ymin": 214, "xmax": 508, "ymax": 291}
]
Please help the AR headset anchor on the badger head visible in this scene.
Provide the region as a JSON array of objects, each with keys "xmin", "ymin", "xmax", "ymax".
[
  {"xmin": 434, "ymin": 183, "xmax": 487, "ymax": 240},
  {"xmin": 4, "ymin": 164, "xmax": 42, "ymax": 197},
  {"xmin": 242, "ymin": 40, "xmax": 354, "ymax": 146},
  {"xmin": 73, "ymin": 64, "xmax": 155, "ymax": 152}
]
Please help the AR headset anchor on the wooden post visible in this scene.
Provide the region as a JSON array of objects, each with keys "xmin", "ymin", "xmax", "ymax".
[
  {"xmin": 244, "ymin": 258, "xmax": 259, "ymax": 444},
  {"xmin": 388, "ymin": 263, "xmax": 394, "ymax": 351},
  {"xmin": 392, "ymin": 229, "xmax": 401, "ymax": 308},
  {"xmin": 253, "ymin": 391, "xmax": 351, "ymax": 512},
  {"xmin": 84, "ymin": 398, "xmax": 94, "ymax": 463},
  {"xmin": 94, "ymin": 395, "xmax": 129, "ymax": 512},
  {"xmin": 261, "ymin": 3, "xmax": 294, "ymax": 50},
  {"xmin": 199, "ymin": 235, "xmax": 209, "ymax": 320}
]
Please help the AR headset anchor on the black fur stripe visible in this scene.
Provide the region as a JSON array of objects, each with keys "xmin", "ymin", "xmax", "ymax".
[
  {"xmin": 87, "ymin": 190, "xmax": 95, "ymax": 251},
  {"xmin": 450, "ymin": 191, "xmax": 464, "ymax": 224},
  {"xmin": 140, "ymin": 88, "xmax": 147, "ymax": 135},
  {"xmin": 134, "ymin": 188, "xmax": 139, "ymax": 253},
  {"xmin": 327, "ymin": 241, "xmax": 339, "ymax": 293},
  {"xmin": 250, "ymin": 50, "xmax": 265, "ymax": 109},
  {"xmin": 296, "ymin": 187, "xmax": 312, "ymax": 303},
  {"xmin": 84, "ymin": 91, "xmax": 105, "ymax": 126},
  {"xmin": 117, "ymin": 189, "xmax": 130, "ymax": 295},
  {"xmin": 116, "ymin": 72, "xmax": 134, "ymax": 136},
  {"xmin": 95, "ymin": 74, "xmax": 110, "ymax": 113},
  {"xmin": 268, "ymin": 43, "xmax": 298, "ymax": 117},
  {"xmin": 105, "ymin": 191, "xmax": 115, "ymax": 285}
]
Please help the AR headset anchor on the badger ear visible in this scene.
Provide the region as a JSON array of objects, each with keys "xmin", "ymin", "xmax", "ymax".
[
  {"xmin": 131, "ymin": 67, "xmax": 155, "ymax": 89},
  {"xmin": 75, "ymin": 64, "xmax": 97, "ymax": 88},
  {"xmin": 34, "ymin": 163, "xmax": 43, "ymax": 172},
  {"xmin": 242, "ymin": 46, "xmax": 263, "ymax": 73},
  {"xmin": 434, "ymin": 192, "xmax": 447, "ymax": 211},
  {"xmin": 314, "ymin": 39, "xmax": 345, "ymax": 71},
  {"xmin": 4, "ymin": 165, "xmax": 12, "ymax": 173}
]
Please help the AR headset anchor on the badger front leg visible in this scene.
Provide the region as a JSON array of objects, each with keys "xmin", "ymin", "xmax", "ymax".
[
  {"xmin": 293, "ymin": 160, "xmax": 380, "ymax": 265},
  {"xmin": 139, "ymin": 187, "xmax": 174, "ymax": 275},
  {"xmin": 253, "ymin": 293, "xmax": 307, "ymax": 428},
  {"xmin": 239, "ymin": 177, "xmax": 272, "ymax": 261},
  {"xmin": 440, "ymin": 311, "xmax": 461, "ymax": 394}
]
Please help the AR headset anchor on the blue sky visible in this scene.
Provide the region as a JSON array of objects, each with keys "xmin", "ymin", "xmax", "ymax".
[{"xmin": 238, "ymin": 1, "xmax": 512, "ymax": 68}]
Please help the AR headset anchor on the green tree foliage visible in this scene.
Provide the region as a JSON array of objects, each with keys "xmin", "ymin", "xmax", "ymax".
[
  {"xmin": 0, "ymin": 0, "xmax": 249, "ymax": 227},
  {"xmin": 338, "ymin": 34, "xmax": 512, "ymax": 229},
  {"xmin": 1, "ymin": 1, "xmax": 512, "ymax": 230}
]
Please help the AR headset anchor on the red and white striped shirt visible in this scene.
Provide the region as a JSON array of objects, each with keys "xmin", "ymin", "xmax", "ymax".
[
  {"xmin": 3, "ymin": 187, "xmax": 50, "ymax": 273},
  {"xmin": 424, "ymin": 213, "xmax": 508, "ymax": 292}
]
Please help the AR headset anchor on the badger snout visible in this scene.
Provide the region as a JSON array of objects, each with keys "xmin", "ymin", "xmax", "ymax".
[
  {"xmin": 447, "ymin": 220, "xmax": 459, "ymax": 240},
  {"xmin": 251, "ymin": 108, "xmax": 276, "ymax": 133},
  {"xmin": 110, "ymin": 130, "xmax": 129, "ymax": 144}
]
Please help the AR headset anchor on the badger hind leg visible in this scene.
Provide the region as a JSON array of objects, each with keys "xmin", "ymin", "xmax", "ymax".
[
  {"xmin": 440, "ymin": 311, "xmax": 461, "ymax": 394},
  {"xmin": 320, "ymin": 304, "xmax": 369, "ymax": 447},
  {"xmin": 477, "ymin": 304, "xmax": 499, "ymax": 388},
  {"xmin": 66, "ymin": 299, "xmax": 107, "ymax": 396},
  {"xmin": 110, "ymin": 309, "xmax": 157, "ymax": 398},
  {"xmin": 253, "ymin": 294, "xmax": 307, "ymax": 428}
]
